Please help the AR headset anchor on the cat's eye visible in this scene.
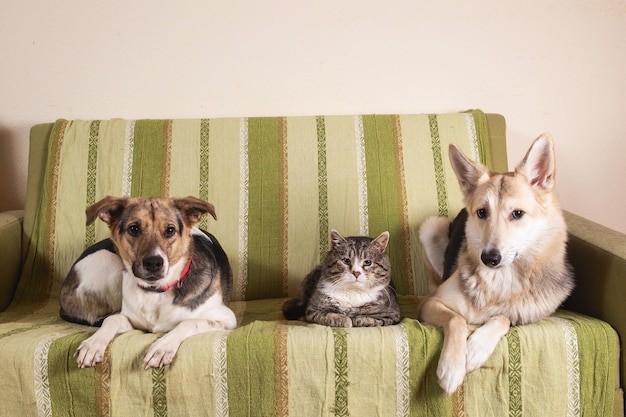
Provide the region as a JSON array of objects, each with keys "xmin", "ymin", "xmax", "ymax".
[
  {"xmin": 342, "ymin": 258, "xmax": 351, "ymax": 266},
  {"xmin": 363, "ymin": 260, "xmax": 372, "ymax": 267}
]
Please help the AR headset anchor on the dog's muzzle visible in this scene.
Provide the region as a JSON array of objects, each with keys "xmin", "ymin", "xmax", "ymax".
[
  {"xmin": 481, "ymin": 249, "xmax": 502, "ymax": 268},
  {"xmin": 133, "ymin": 255, "xmax": 166, "ymax": 280}
]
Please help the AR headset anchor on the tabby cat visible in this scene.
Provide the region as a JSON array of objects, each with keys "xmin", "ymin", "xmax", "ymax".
[{"xmin": 282, "ymin": 229, "xmax": 401, "ymax": 327}]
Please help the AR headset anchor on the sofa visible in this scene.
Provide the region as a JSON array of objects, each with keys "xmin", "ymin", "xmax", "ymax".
[{"xmin": 0, "ymin": 111, "xmax": 623, "ymax": 416}]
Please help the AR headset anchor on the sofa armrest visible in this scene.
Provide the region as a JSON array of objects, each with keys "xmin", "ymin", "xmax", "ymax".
[
  {"xmin": 0, "ymin": 210, "xmax": 23, "ymax": 311},
  {"xmin": 563, "ymin": 210, "xmax": 626, "ymax": 398}
]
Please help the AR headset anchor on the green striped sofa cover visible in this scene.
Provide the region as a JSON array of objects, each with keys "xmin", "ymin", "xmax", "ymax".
[{"xmin": 0, "ymin": 112, "xmax": 619, "ymax": 416}]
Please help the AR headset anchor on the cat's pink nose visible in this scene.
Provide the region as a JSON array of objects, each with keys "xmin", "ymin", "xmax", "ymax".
[{"xmin": 353, "ymin": 271, "xmax": 361, "ymax": 278}]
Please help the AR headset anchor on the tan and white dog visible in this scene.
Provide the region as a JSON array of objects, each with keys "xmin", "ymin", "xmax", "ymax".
[
  {"xmin": 419, "ymin": 134, "xmax": 574, "ymax": 394},
  {"xmin": 59, "ymin": 196, "xmax": 237, "ymax": 368}
]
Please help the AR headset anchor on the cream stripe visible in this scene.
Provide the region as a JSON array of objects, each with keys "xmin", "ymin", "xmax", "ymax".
[
  {"xmin": 354, "ymin": 115, "xmax": 369, "ymax": 235},
  {"xmin": 235, "ymin": 118, "xmax": 249, "ymax": 301},
  {"xmin": 550, "ymin": 318, "xmax": 581, "ymax": 417},
  {"xmin": 325, "ymin": 116, "xmax": 360, "ymax": 237},
  {"xmin": 168, "ymin": 120, "xmax": 201, "ymax": 197},
  {"xmin": 213, "ymin": 331, "xmax": 229, "ymax": 417},
  {"xmin": 465, "ymin": 113, "xmax": 480, "ymax": 162},
  {"xmin": 122, "ymin": 120, "xmax": 136, "ymax": 197},
  {"xmin": 286, "ymin": 117, "xmax": 319, "ymax": 296},
  {"xmin": 34, "ymin": 332, "xmax": 73, "ymax": 417},
  {"xmin": 393, "ymin": 325, "xmax": 410, "ymax": 417}
]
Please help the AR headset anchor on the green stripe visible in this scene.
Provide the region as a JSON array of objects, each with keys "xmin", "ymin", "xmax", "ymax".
[
  {"xmin": 362, "ymin": 115, "xmax": 408, "ymax": 294},
  {"xmin": 333, "ymin": 328, "xmax": 349, "ymax": 417},
  {"xmin": 85, "ymin": 120, "xmax": 100, "ymax": 247},
  {"xmin": 227, "ymin": 321, "xmax": 276, "ymax": 416},
  {"xmin": 316, "ymin": 116, "xmax": 329, "ymax": 260},
  {"xmin": 428, "ymin": 114, "xmax": 448, "ymax": 217},
  {"xmin": 152, "ymin": 367, "xmax": 168, "ymax": 417},
  {"xmin": 49, "ymin": 333, "xmax": 97, "ymax": 417},
  {"xmin": 555, "ymin": 311, "xmax": 617, "ymax": 417},
  {"xmin": 131, "ymin": 120, "xmax": 166, "ymax": 197},
  {"xmin": 507, "ymin": 327, "xmax": 522, "ymax": 417},
  {"xmin": 199, "ymin": 119, "xmax": 211, "ymax": 230},
  {"xmin": 403, "ymin": 319, "xmax": 452, "ymax": 416},
  {"xmin": 18, "ymin": 120, "xmax": 67, "ymax": 304},
  {"xmin": 246, "ymin": 117, "xmax": 282, "ymax": 299}
]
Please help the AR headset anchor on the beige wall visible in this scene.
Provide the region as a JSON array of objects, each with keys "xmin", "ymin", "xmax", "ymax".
[{"xmin": 1, "ymin": 1, "xmax": 625, "ymax": 233}]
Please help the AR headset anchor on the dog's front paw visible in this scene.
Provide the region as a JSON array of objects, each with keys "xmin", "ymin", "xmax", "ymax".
[
  {"xmin": 437, "ymin": 348, "xmax": 466, "ymax": 395},
  {"xmin": 143, "ymin": 337, "xmax": 182, "ymax": 368},
  {"xmin": 465, "ymin": 318, "xmax": 509, "ymax": 373},
  {"xmin": 466, "ymin": 336, "xmax": 494, "ymax": 373},
  {"xmin": 75, "ymin": 337, "xmax": 108, "ymax": 368}
]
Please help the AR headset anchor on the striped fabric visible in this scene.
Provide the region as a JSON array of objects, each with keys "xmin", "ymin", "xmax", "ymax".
[
  {"xmin": 14, "ymin": 113, "xmax": 488, "ymax": 303},
  {"xmin": 0, "ymin": 300, "xmax": 618, "ymax": 416},
  {"xmin": 0, "ymin": 112, "xmax": 619, "ymax": 416}
]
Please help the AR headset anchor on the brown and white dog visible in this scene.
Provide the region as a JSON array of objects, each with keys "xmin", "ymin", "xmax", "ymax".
[
  {"xmin": 419, "ymin": 134, "xmax": 574, "ymax": 394},
  {"xmin": 59, "ymin": 196, "xmax": 237, "ymax": 368}
]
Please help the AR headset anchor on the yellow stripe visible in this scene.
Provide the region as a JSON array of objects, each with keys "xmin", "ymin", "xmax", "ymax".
[
  {"xmin": 287, "ymin": 325, "xmax": 335, "ymax": 416},
  {"xmin": 324, "ymin": 116, "xmax": 361, "ymax": 237},
  {"xmin": 286, "ymin": 117, "xmax": 320, "ymax": 296},
  {"xmin": 201, "ymin": 118, "xmax": 244, "ymax": 299},
  {"xmin": 53, "ymin": 121, "xmax": 91, "ymax": 294},
  {"xmin": 95, "ymin": 119, "xmax": 129, "ymax": 239},
  {"xmin": 398, "ymin": 114, "xmax": 440, "ymax": 295},
  {"xmin": 168, "ymin": 119, "xmax": 202, "ymax": 197},
  {"xmin": 346, "ymin": 327, "xmax": 398, "ymax": 416}
]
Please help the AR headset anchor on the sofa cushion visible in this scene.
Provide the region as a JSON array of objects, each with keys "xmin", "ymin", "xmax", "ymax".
[{"xmin": 0, "ymin": 297, "xmax": 618, "ymax": 416}]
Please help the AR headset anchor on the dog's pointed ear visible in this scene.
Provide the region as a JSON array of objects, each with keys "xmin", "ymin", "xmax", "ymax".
[
  {"xmin": 174, "ymin": 196, "xmax": 217, "ymax": 225},
  {"xmin": 516, "ymin": 134, "xmax": 556, "ymax": 191},
  {"xmin": 86, "ymin": 196, "xmax": 128, "ymax": 226},
  {"xmin": 448, "ymin": 144, "xmax": 490, "ymax": 195}
]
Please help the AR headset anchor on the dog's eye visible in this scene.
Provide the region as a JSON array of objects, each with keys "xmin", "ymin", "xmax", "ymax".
[
  {"xmin": 127, "ymin": 224, "xmax": 140, "ymax": 237},
  {"xmin": 512, "ymin": 210, "xmax": 525, "ymax": 220},
  {"xmin": 164, "ymin": 226, "xmax": 176, "ymax": 238},
  {"xmin": 342, "ymin": 258, "xmax": 351, "ymax": 266},
  {"xmin": 476, "ymin": 208, "xmax": 488, "ymax": 219}
]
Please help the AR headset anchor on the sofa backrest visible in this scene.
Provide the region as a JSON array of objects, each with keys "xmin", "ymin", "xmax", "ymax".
[{"xmin": 17, "ymin": 112, "xmax": 507, "ymax": 304}]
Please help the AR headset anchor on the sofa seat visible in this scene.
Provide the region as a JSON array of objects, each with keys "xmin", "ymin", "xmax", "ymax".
[
  {"xmin": 0, "ymin": 296, "xmax": 619, "ymax": 416},
  {"xmin": 0, "ymin": 112, "xmax": 622, "ymax": 416}
]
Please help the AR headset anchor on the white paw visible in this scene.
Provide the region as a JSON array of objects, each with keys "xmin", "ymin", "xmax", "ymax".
[
  {"xmin": 466, "ymin": 336, "xmax": 493, "ymax": 373},
  {"xmin": 75, "ymin": 337, "xmax": 108, "ymax": 368},
  {"xmin": 143, "ymin": 337, "xmax": 181, "ymax": 368},
  {"xmin": 465, "ymin": 319, "xmax": 509, "ymax": 373},
  {"xmin": 436, "ymin": 348, "xmax": 466, "ymax": 395}
]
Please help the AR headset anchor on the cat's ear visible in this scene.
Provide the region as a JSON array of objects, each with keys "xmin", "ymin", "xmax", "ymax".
[
  {"xmin": 370, "ymin": 231, "xmax": 390, "ymax": 252},
  {"xmin": 329, "ymin": 229, "xmax": 346, "ymax": 247}
]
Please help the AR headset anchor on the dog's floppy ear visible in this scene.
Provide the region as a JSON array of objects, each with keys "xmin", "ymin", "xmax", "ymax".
[
  {"xmin": 86, "ymin": 196, "xmax": 128, "ymax": 226},
  {"xmin": 174, "ymin": 196, "xmax": 217, "ymax": 225},
  {"xmin": 448, "ymin": 144, "xmax": 490, "ymax": 195},
  {"xmin": 516, "ymin": 133, "xmax": 556, "ymax": 191}
]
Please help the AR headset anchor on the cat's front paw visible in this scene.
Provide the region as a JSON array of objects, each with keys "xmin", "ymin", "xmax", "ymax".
[
  {"xmin": 313, "ymin": 312, "xmax": 352, "ymax": 328},
  {"xmin": 352, "ymin": 316, "xmax": 383, "ymax": 327}
]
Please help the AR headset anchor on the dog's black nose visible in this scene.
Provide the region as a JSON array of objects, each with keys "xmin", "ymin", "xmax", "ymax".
[
  {"xmin": 142, "ymin": 256, "xmax": 164, "ymax": 273},
  {"xmin": 481, "ymin": 249, "xmax": 502, "ymax": 267}
]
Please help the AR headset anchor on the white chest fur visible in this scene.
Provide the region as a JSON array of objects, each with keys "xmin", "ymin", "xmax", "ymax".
[
  {"xmin": 321, "ymin": 283, "xmax": 384, "ymax": 310},
  {"xmin": 120, "ymin": 272, "xmax": 231, "ymax": 333}
]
